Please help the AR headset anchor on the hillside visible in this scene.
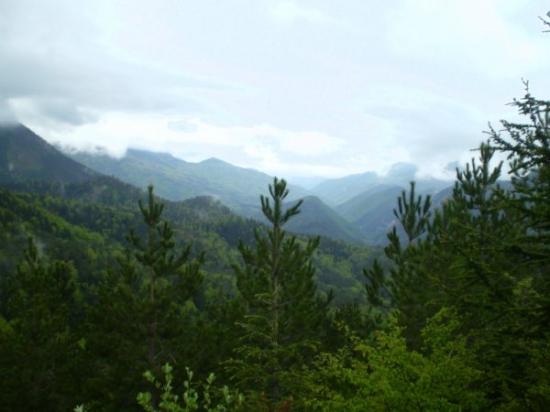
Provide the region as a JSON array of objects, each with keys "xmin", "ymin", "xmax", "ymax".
[
  {"xmin": 310, "ymin": 171, "xmax": 379, "ymax": 206},
  {"xmin": 338, "ymin": 185, "xmax": 403, "ymax": 244},
  {"xmin": 69, "ymin": 148, "xmax": 310, "ymax": 217},
  {"xmin": 285, "ymin": 196, "xmax": 366, "ymax": 244},
  {"xmin": 310, "ymin": 162, "xmax": 450, "ymax": 206},
  {"xmin": 336, "ymin": 183, "xmax": 454, "ymax": 244},
  {"xmin": 68, "ymin": 147, "xmax": 372, "ymax": 244},
  {"xmin": 0, "ymin": 124, "xmax": 374, "ymax": 303},
  {"xmin": 336, "ymin": 184, "xmax": 403, "ymax": 222},
  {"xmin": 0, "ymin": 123, "xmax": 96, "ymax": 184}
]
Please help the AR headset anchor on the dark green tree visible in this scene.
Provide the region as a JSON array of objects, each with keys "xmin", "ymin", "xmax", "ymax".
[
  {"xmin": 84, "ymin": 186, "xmax": 204, "ymax": 411},
  {"xmin": 364, "ymin": 181, "xmax": 433, "ymax": 344},
  {"xmin": 228, "ymin": 178, "xmax": 331, "ymax": 410},
  {"xmin": 0, "ymin": 238, "xmax": 84, "ymax": 411},
  {"xmin": 488, "ymin": 88, "xmax": 550, "ymax": 407}
]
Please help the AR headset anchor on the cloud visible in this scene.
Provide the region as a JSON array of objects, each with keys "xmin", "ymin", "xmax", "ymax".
[
  {"xmin": 269, "ymin": 2, "xmax": 335, "ymax": 25},
  {"xmin": 8, "ymin": 97, "xmax": 98, "ymax": 126},
  {"xmin": 2, "ymin": 0, "xmax": 550, "ymax": 179},
  {"xmin": 0, "ymin": 0, "xmax": 237, "ymax": 131},
  {"xmin": 385, "ymin": 0, "xmax": 549, "ymax": 78},
  {"xmin": 32, "ymin": 112, "xmax": 348, "ymax": 176},
  {"xmin": 0, "ymin": 100, "xmax": 16, "ymax": 123}
]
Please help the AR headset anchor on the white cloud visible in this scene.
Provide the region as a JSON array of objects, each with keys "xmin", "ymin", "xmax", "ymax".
[
  {"xmin": 2, "ymin": 0, "xmax": 550, "ymax": 179},
  {"xmin": 269, "ymin": 2, "xmax": 335, "ymax": 24},
  {"xmin": 26, "ymin": 112, "xmax": 349, "ymax": 177},
  {"xmin": 385, "ymin": 0, "xmax": 549, "ymax": 78}
]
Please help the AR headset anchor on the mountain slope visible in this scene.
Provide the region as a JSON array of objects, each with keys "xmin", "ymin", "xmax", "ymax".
[
  {"xmin": 311, "ymin": 162, "xmax": 451, "ymax": 206},
  {"xmin": 0, "ymin": 123, "xmax": 96, "ymax": 184},
  {"xmin": 0, "ymin": 178, "xmax": 373, "ymax": 305},
  {"xmin": 0, "ymin": 124, "xmax": 375, "ymax": 302},
  {"xmin": 69, "ymin": 149, "xmax": 309, "ymax": 217},
  {"xmin": 311, "ymin": 171, "xmax": 379, "ymax": 206},
  {"xmin": 285, "ymin": 196, "xmax": 366, "ymax": 244},
  {"xmin": 337, "ymin": 185, "xmax": 404, "ymax": 244},
  {"xmin": 336, "ymin": 184, "xmax": 403, "ymax": 223},
  {"xmin": 336, "ymin": 183, "xmax": 455, "ymax": 244}
]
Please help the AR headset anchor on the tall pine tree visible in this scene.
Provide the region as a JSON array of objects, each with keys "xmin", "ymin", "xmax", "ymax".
[
  {"xmin": 229, "ymin": 178, "xmax": 330, "ymax": 410},
  {"xmin": 84, "ymin": 186, "xmax": 204, "ymax": 411},
  {"xmin": 0, "ymin": 238, "xmax": 84, "ymax": 411}
]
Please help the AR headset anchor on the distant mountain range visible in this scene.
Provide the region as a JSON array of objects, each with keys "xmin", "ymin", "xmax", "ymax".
[
  {"xmin": 310, "ymin": 162, "xmax": 450, "ymax": 207},
  {"xmin": 69, "ymin": 148, "xmax": 310, "ymax": 218},
  {"xmin": 1, "ymin": 123, "xmax": 456, "ymax": 245}
]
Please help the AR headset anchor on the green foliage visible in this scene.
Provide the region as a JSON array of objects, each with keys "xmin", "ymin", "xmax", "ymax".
[
  {"xmin": 295, "ymin": 309, "xmax": 486, "ymax": 411},
  {"xmin": 137, "ymin": 363, "xmax": 244, "ymax": 412},
  {"xmin": 0, "ymin": 238, "xmax": 84, "ymax": 411},
  {"xmin": 229, "ymin": 178, "xmax": 331, "ymax": 408},
  {"xmin": 84, "ymin": 186, "xmax": 204, "ymax": 410},
  {"xmin": 364, "ymin": 90, "xmax": 550, "ymax": 408}
]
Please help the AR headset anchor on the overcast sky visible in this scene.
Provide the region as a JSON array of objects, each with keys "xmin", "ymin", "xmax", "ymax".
[{"xmin": 1, "ymin": 0, "xmax": 549, "ymax": 178}]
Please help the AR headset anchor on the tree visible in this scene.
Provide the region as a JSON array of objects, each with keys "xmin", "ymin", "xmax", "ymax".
[
  {"xmin": 294, "ymin": 309, "xmax": 486, "ymax": 412},
  {"xmin": 0, "ymin": 238, "xmax": 84, "ymax": 411},
  {"xmin": 488, "ymin": 88, "xmax": 550, "ymax": 407},
  {"xmin": 364, "ymin": 181, "xmax": 434, "ymax": 345},
  {"xmin": 228, "ymin": 178, "xmax": 331, "ymax": 410},
  {"xmin": 84, "ymin": 186, "xmax": 204, "ymax": 411}
]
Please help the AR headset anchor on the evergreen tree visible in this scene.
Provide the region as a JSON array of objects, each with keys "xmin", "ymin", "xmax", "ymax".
[
  {"xmin": 83, "ymin": 186, "xmax": 204, "ymax": 411},
  {"xmin": 364, "ymin": 134, "xmax": 547, "ymax": 406},
  {"xmin": 364, "ymin": 181, "xmax": 434, "ymax": 345},
  {"xmin": 228, "ymin": 178, "xmax": 330, "ymax": 409},
  {"xmin": 0, "ymin": 238, "xmax": 84, "ymax": 411},
  {"xmin": 488, "ymin": 88, "xmax": 550, "ymax": 407}
]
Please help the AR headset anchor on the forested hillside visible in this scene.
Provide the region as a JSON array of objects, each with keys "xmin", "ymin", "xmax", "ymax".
[
  {"xmin": 69, "ymin": 148, "xmax": 309, "ymax": 217},
  {"xmin": 1, "ymin": 88, "xmax": 549, "ymax": 411}
]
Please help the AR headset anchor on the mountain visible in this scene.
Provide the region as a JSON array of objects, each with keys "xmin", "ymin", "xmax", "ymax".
[
  {"xmin": 285, "ymin": 196, "xmax": 365, "ymax": 244},
  {"xmin": 69, "ymin": 148, "xmax": 310, "ymax": 217},
  {"xmin": 67, "ymin": 148, "xmax": 372, "ymax": 243},
  {"xmin": 336, "ymin": 184, "xmax": 403, "ymax": 223},
  {"xmin": 310, "ymin": 171, "xmax": 379, "ymax": 206},
  {"xmin": 310, "ymin": 162, "xmax": 451, "ymax": 206},
  {"xmin": 0, "ymin": 123, "xmax": 376, "ymax": 302},
  {"xmin": 337, "ymin": 185, "xmax": 404, "ymax": 244},
  {"xmin": 0, "ymin": 123, "xmax": 96, "ymax": 184},
  {"xmin": 337, "ymin": 183, "xmax": 455, "ymax": 244}
]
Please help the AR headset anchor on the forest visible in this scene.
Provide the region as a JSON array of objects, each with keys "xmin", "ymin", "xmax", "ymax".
[
  {"xmin": 0, "ymin": 88, "xmax": 548, "ymax": 411},
  {"xmin": 1, "ymin": 9, "xmax": 550, "ymax": 411}
]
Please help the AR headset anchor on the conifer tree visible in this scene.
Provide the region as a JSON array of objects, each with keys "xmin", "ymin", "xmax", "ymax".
[
  {"xmin": 488, "ymin": 89, "xmax": 550, "ymax": 406},
  {"xmin": 84, "ymin": 186, "xmax": 204, "ymax": 411},
  {"xmin": 229, "ymin": 178, "xmax": 330, "ymax": 409},
  {"xmin": 0, "ymin": 238, "xmax": 83, "ymax": 411},
  {"xmin": 364, "ymin": 181, "xmax": 433, "ymax": 343}
]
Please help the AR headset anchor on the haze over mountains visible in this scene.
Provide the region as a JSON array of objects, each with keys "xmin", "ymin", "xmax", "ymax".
[{"xmin": 2, "ymin": 123, "xmax": 455, "ymax": 244}]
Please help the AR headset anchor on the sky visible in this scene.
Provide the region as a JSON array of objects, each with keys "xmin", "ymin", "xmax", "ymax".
[{"xmin": 1, "ymin": 0, "xmax": 549, "ymax": 179}]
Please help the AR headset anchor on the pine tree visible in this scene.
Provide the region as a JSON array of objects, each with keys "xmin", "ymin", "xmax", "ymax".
[
  {"xmin": 0, "ymin": 238, "xmax": 84, "ymax": 411},
  {"xmin": 229, "ymin": 178, "xmax": 330, "ymax": 409},
  {"xmin": 84, "ymin": 186, "xmax": 204, "ymax": 411},
  {"xmin": 364, "ymin": 181, "xmax": 433, "ymax": 344},
  {"xmin": 488, "ymin": 88, "xmax": 550, "ymax": 407}
]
